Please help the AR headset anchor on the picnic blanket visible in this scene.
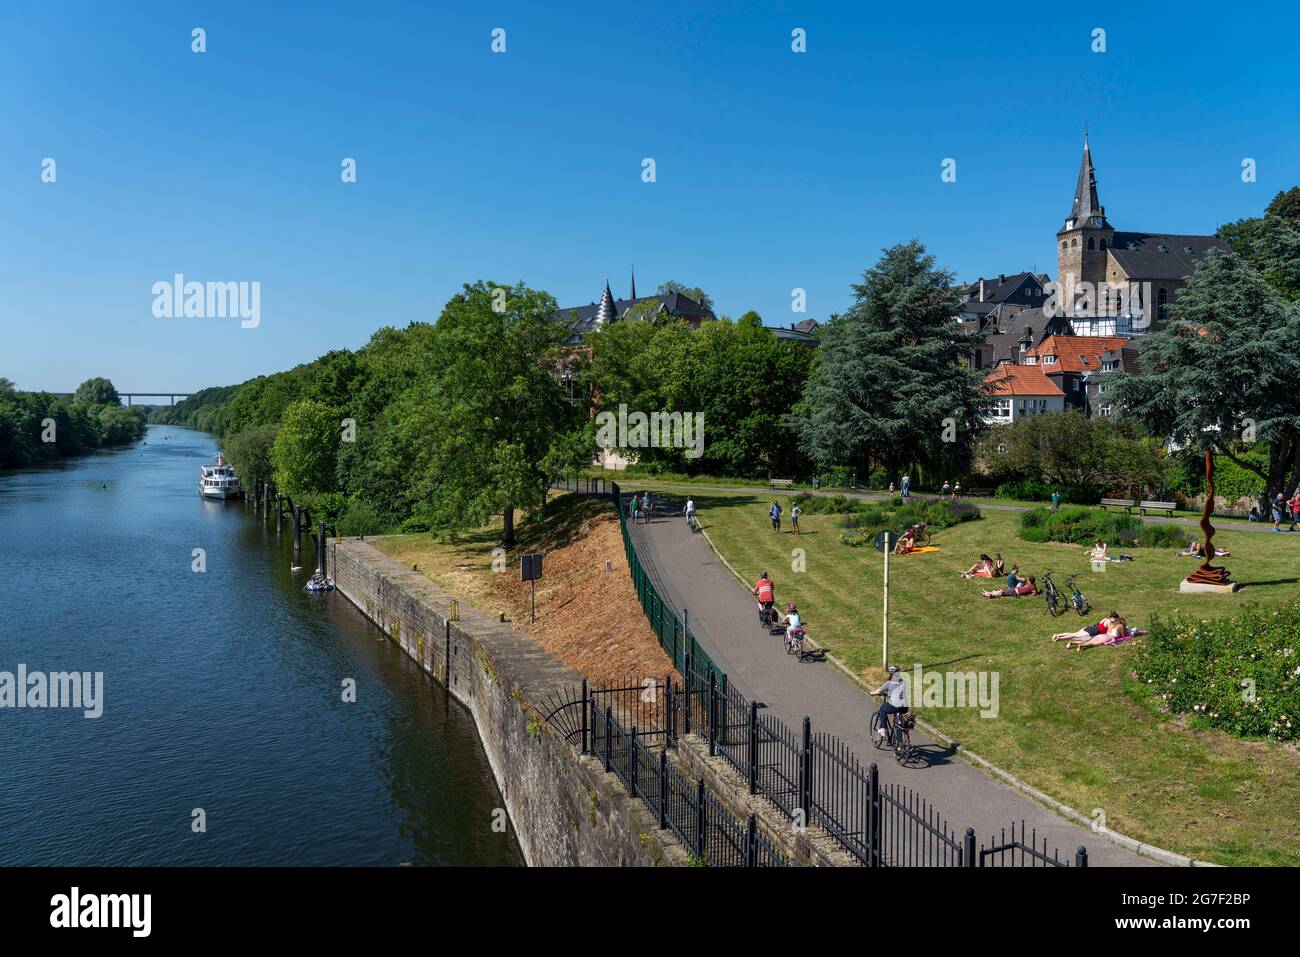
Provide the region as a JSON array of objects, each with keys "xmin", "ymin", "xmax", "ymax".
[
  {"xmin": 904, "ymin": 545, "xmax": 942, "ymax": 555},
  {"xmin": 1101, "ymin": 628, "xmax": 1146, "ymax": 646}
]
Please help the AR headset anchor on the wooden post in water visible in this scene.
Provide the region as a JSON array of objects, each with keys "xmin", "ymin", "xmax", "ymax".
[
  {"xmin": 275, "ymin": 494, "xmax": 283, "ymax": 535},
  {"xmin": 292, "ymin": 505, "xmax": 302, "ymax": 560},
  {"xmin": 264, "ymin": 483, "xmax": 272, "ymax": 524}
]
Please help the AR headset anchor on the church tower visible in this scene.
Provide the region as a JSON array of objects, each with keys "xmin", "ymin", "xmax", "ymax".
[{"xmin": 1056, "ymin": 133, "xmax": 1114, "ymax": 296}]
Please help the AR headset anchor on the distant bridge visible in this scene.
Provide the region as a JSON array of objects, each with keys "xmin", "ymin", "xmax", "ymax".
[{"xmin": 50, "ymin": 392, "xmax": 191, "ymax": 406}]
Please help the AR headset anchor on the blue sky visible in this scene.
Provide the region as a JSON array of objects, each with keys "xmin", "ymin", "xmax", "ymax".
[{"xmin": 2, "ymin": 1, "xmax": 1298, "ymax": 394}]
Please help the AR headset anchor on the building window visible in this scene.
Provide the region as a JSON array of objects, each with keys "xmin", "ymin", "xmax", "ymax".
[
  {"xmin": 1042, "ymin": 355, "xmax": 1056, "ymax": 365},
  {"xmin": 1100, "ymin": 238, "xmax": 1107, "ymax": 250},
  {"xmin": 1087, "ymin": 237, "xmax": 1095, "ymax": 250},
  {"xmin": 1073, "ymin": 380, "xmax": 1079, "ymax": 391},
  {"xmin": 1099, "ymin": 405, "xmax": 1112, "ymax": 416},
  {"xmin": 1157, "ymin": 287, "xmax": 1168, "ymax": 323},
  {"xmin": 1061, "ymin": 240, "xmax": 1067, "ymax": 250},
  {"xmin": 1071, "ymin": 238, "xmax": 1078, "ymax": 247}
]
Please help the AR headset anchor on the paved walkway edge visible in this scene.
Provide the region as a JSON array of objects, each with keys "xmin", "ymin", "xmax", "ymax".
[{"xmin": 697, "ymin": 525, "xmax": 1220, "ymax": 869}]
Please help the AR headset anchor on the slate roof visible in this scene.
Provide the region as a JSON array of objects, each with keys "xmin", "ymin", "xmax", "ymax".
[
  {"xmin": 1106, "ymin": 232, "xmax": 1228, "ymax": 281},
  {"xmin": 961, "ymin": 272, "xmax": 1038, "ymax": 304},
  {"xmin": 974, "ymin": 308, "xmax": 1073, "ymax": 366},
  {"xmin": 560, "ymin": 288, "xmax": 716, "ymax": 337}
]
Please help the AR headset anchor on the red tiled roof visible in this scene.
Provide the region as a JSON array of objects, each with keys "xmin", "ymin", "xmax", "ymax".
[
  {"xmin": 984, "ymin": 363, "xmax": 1065, "ymax": 397},
  {"xmin": 1024, "ymin": 335, "xmax": 1128, "ymax": 373}
]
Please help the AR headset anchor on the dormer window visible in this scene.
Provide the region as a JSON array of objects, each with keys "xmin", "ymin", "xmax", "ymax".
[{"xmin": 1043, "ymin": 355, "xmax": 1057, "ymax": 365}]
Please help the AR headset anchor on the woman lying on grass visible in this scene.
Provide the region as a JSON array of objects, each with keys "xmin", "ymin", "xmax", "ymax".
[
  {"xmin": 960, "ymin": 554, "xmax": 995, "ymax": 578},
  {"xmin": 1180, "ymin": 541, "xmax": 1229, "ymax": 558},
  {"xmin": 1051, "ymin": 612, "xmax": 1144, "ymax": 649},
  {"xmin": 982, "ymin": 576, "xmax": 1036, "ymax": 598}
]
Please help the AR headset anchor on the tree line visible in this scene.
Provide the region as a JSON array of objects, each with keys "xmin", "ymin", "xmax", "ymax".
[{"xmin": 0, "ymin": 377, "xmax": 148, "ymax": 468}]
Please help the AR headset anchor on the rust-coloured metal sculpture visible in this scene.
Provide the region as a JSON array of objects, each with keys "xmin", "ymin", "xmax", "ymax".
[{"xmin": 1185, "ymin": 448, "xmax": 1232, "ymax": 586}]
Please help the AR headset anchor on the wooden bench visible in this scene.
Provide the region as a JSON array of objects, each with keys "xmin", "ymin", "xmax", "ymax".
[
  {"xmin": 770, "ymin": 478, "xmax": 794, "ymax": 491},
  {"xmin": 1139, "ymin": 500, "xmax": 1177, "ymax": 516},
  {"xmin": 1100, "ymin": 498, "xmax": 1137, "ymax": 513}
]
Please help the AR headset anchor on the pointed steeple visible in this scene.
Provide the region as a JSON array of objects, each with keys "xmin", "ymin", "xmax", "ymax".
[
  {"xmin": 1064, "ymin": 131, "xmax": 1109, "ymax": 230},
  {"xmin": 630, "ymin": 266, "xmax": 636, "ymax": 300},
  {"xmin": 594, "ymin": 280, "xmax": 618, "ymax": 326}
]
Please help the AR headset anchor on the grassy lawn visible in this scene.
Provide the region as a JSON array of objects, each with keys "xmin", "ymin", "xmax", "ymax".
[{"xmin": 677, "ymin": 489, "xmax": 1300, "ymax": 866}]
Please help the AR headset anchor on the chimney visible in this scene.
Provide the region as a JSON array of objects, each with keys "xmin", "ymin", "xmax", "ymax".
[
  {"xmin": 978, "ymin": 279, "xmax": 986, "ymax": 302},
  {"xmin": 999, "ymin": 273, "xmax": 1005, "ymax": 284}
]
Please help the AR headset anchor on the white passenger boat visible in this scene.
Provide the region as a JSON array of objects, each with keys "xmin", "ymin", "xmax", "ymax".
[{"xmin": 200, "ymin": 455, "xmax": 241, "ymax": 499}]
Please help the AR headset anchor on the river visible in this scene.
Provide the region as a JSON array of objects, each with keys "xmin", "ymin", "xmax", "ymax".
[{"xmin": 0, "ymin": 425, "xmax": 522, "ymax": 866}]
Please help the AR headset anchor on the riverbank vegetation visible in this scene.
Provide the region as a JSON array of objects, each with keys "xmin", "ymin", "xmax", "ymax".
[{"xmin": 0, "ymin": 377, "xmax": 148, "ymax": 468}]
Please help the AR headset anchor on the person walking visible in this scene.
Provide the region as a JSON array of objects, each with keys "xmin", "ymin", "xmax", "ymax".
[
  {"xmin": 629, "ymin": 495, "xmax": 639, "ymax": 525},
  {"xmin": 769, "ymin": 501, "xmax": 782, "ymax": 533},
  {"xmin": 1051, "ymin": 490, "xmax": 1061, "ymax": 512},
  {"xmin": 953, "ymin": 481, "xmax": 962, "ymax": 500},
  {"xmin": 1288, "ymin": 489, "xmax": 1300, "ymax": 532},
  {"xmin": 900, "ymin": 473, "xmax": 910, "ymax": 500},
  {"xmin": 1272, "ymin": 493, "xmax": 1286, "ymax": 532},
  {"xmin": 790, "ymin": 503, "xmax": 801, "ymax": 534},
  {"xmin": 941, "ymin": 480, "xmax": 951, "ymax": 498},
  {"xmin": 641, "ymin": 491, "xmax": 652, "ymax": 524}
]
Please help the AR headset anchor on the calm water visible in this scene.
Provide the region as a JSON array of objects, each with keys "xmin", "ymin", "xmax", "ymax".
[{"xmin": 0, "ymin": 425, "xmax": 522, "ymax": 866}]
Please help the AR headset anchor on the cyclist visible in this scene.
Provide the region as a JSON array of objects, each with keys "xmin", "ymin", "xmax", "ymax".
[
  {"xmin": 753, "ymin": 571, "xmax": 775, "ymax": 622},
  {"xmin": 641, "ymin": 491, "xmax": 652, "ymax": 523},
  {"xmin": 871, "ymin": 665, "xmax": 910, "ymax": 741},
  {"xmin": 780, "ymin": 602, "xmax": 802, "ymax": 650},
  {"xmin": 685, "ymin": 496, "xmax": 696, "ymax": 528}
]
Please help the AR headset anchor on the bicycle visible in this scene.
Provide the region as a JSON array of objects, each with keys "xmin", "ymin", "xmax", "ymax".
[
  {"xmin": 685, "ymin": 509, "xmax": 699, "ymax": 533},
  {"xmin": 1041, "ymin": 570, "xmax": 1064, "ymax": 617},
  {"xmin": 1063, "ymin": 574, "xmax": 1091, "ymax": 616},
  {"xmin": 907, "ymin": 523, "xmax": 930, "ymax": 547},
  {"xmin": 785, "ymin": 625, "xmax": 809, "ymax": 660},
  {"xmin": 757, "ymin": 602, "xmax": 775, "ymax": 631},
  {"xmin": 869, "ymin": 695, "xmax": 916, "ymax": 765}
]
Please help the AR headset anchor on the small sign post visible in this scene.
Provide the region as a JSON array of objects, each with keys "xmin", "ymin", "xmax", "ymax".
[{"xmin": 521, "ymin": 553, "xmax": 544, "ymax": 622}]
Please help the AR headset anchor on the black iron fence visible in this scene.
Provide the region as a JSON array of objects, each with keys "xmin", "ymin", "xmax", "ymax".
[{"xmin": 545, "ymin": 477, "xmax": 1087, "ymax": 868}]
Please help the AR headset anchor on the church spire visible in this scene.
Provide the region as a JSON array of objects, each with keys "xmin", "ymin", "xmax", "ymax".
[
  {"xmin": 630, "ymin": 265, "xmax": 636, "ymax": 300},
  {"xmin": 594, "ymin": 280, "xmax": 618, "ymax": 326},
  {"xmin": 1065, "ymin": 130, "xmax": 1109, "ymax": 229}
]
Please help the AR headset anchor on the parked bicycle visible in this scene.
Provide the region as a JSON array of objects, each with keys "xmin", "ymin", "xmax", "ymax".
[
  {"xmin": 1063, "ymin": 573, "xmax": 1091, "ymax": 616},
  {"xmin": 1041, "ymin": 570, "xmax": 1064, "ymax": 617},
  {"xmin": 869, "ymin": 694, "xmax": 916, "ymax": 765}
]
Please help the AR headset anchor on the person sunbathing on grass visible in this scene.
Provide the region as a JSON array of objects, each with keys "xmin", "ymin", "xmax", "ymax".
[
  {"xmin": 1052, "ymin": 612, "xmax": 1121, "ymax": 644},
  {"xmin": 982, "ymin": 576, "xmax": 1036, "ymax": 598},
  {"xmin": 960, "ymin": 554, "xmax": 995, "ymax": 578},
  {"xmin": 1065, "ymin": 616, "xmax": 1130, "ymax": 650},
  {"xmin": 893, "ymin": 528, "xmax": 916, "ymax": 556},
  {"xmin": 992, "ymin": 553, "xmax": 1006, "ymax": 577},
  {"xmin": 1180, "ymin": 541, "xmax": 1229, "ymax": 558}
]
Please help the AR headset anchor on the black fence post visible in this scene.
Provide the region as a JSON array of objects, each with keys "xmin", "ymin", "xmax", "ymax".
[
  {"xmin": 629, "ymin": 725, "xmax": 638, "ymax": 796},
  {"xmin": 695, "ymin": 779, "xmax": 707, "ymax": 862},
  {"xmin": 868, "ymin": 762, "xmax": 882, "ymax": 868},
  {"xmin": 964, "ymin": 827, "xmax": 977, "ymax": 867},
  {"xmin": 658, "ymin": 751, "xmax": 668, "ymax": 830},
  {"xmin": 799, "ymin": 716, "xmax": 812, "ymax": 822},
  {"xmin": 663, "ymin": 673, "xmax": 673, "ymax": 744},
  {"xmin": 707, "ymin": 670, "xmax": 717, "ymax": 757},
  {"xmin": 1075, "ymin": 846, "xmax": 1089, "ymax": 868},
  {"xmin": 683, "ymin": 653, "xmax": 693, "ymax": 736},
  {"xmin": 603, "ymin": 706, "xmax": 613, "ymax": 773},
  {"xmin": 747, "ymin": 701, "xmax": 759, "ymax": 794},
  {"xmin": 745, "ymin": 813, "xmax": 757, "ymax": 867},
  {"xmin": 580, "ymin": 678, "xmax": 589, "ymax": 754}
]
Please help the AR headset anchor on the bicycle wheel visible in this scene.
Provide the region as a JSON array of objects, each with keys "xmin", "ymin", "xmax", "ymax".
[
  {"xmin": 869, "ymin": 712, "xmax": 888, "ymax": 750},
  {"xmin": 1075, "ymin": 597, "xmax": 1091, "ymax": 616},
  {"xmin": 894, "ymin": 729, "xmax": 914, "ymax": 765},
  {"xmin": 1045, "ymin": 591, "xmax": 1060, "ymax": 617}
]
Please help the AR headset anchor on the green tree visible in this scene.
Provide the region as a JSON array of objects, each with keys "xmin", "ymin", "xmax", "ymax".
[
  {"xmin": 797, "ymin": 240, "xmax": 988, "ymax": 485},
  {"xmin": 1108, "ymin": 248, "xmax": 1300, "ymax": 506},
  {"xmin": 401, "ymin": 281, "xmax": 586, "ymax": 543},
  {"xmin": 224, "ymin": 423, "xmax": 279, "ymax": 486},
  {"xmin": 981, "ymin": 412, "xmax": 1168, "ymax": 495},
  {"xmin": 270, "ymin": 399, "xmax": 341, "ymax": 498},
  {"xmin": 73, "ymin": 377, "xmax": 121, "ymax": 406}
]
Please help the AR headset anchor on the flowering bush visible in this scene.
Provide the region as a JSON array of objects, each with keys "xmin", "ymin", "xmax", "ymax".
[{"xmin": 1133, "ymin": 602, "xmax": 1300, "ymax": 741}]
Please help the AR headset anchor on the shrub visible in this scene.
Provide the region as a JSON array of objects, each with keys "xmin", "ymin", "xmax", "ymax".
[
  {"xmin": 1017, "ymin": 506, "xmax": 1141, "ymax": 545},
  {"xmin": 398, "ymin": 516, "xmax": 432, "ymax": 534},
  {"xmin": 1132, "ymin": 601, "xmax": 1300, "ymax": 741},
  {"xmin": 337, "ymin": 498, "xmax": 390, "ymax": 536},
  {"xmin": 996, "ymin": 479, "xmax": 1103, "ymax": 504},
  {"xmin": 838, "ymin": 528, "xmax": 873, "ymax": 547},
  {"xmin": 1137, "ymin": 524, "xmax": 1193, "ymax": 548}
]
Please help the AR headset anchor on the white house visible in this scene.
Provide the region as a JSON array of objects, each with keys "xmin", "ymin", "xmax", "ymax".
[{"xmin": 983, "ymin": 363, "xmax": 1066, "ymax": 424}]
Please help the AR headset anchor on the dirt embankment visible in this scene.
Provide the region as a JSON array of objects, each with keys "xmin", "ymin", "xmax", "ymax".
[{"xmin": 380, "ymin": 495, "xmax": 674, "ymax": 687}]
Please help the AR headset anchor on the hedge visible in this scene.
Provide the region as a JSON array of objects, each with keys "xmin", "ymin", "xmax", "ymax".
[{"xmin": 1017, "ymin": 505, "xmax": 1141, "ymax": 545}]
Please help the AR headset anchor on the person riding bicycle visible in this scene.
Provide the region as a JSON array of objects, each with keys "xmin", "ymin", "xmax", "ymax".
[
  {"xmin": 685, "ymin": 496, "xmax": 696, "ymax": 526},
  {"xmin": 781, "ymin": 602, "xmax": 803, "ymax": 648},
  {"xmin": 753, "ymin": 571, "xmax": 775, "ymax": 620},
  {"xmin": 871, "ymin": 665, "xmax": 910, "ymax": 741}
]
